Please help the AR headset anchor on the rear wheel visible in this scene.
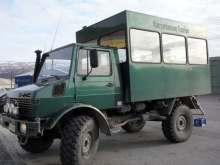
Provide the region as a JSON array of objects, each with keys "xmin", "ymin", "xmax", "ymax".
[
  {"xmin": 60, "ymin": 115, "xmax": 99, "ymax": 165},
  {"xmin": 162, "ymin": 104, "xmax": 193, "ymax": 143},
  {"xmin": 121, "ymin": 119, "xmax": 146, "ymax": 133}
]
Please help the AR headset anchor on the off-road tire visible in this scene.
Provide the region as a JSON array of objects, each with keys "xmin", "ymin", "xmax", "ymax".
[
  {"xmin": 121, "ymin": 119, "xmax": 146, "ymax": 133},
  {"xmin": 162, "ymin": 104, "xmax": 193, "ymax": 143},
  {"xmin": 60, "ymin": 115, "xmax": 99, "ymax": 165},
  {"xmin": 18, "ymin": 130, "xmax": 54, "ymax": 153}
]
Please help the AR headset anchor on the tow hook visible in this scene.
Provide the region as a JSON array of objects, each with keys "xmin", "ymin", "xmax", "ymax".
[{"xmin": 19, "ymin": 136, "xmax": 28, "ymax": 145}]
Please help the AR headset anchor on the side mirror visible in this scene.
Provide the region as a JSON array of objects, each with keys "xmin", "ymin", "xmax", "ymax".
[{"xmin": 90, "ymin": 49, "xmax": 98, "ymax": 68}]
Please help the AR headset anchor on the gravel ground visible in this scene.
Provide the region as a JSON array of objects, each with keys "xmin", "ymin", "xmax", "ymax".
[
  {"xmin": 0, "ymin": 94, "xmax": 220, "ymax": 165},
  {"xmin": 0, "ymin": 139, "xmax": 15, "ymax": 165}
]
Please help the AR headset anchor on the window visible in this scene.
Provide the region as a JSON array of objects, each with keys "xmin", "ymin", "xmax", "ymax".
[
  {"xmin": 37, "ymin": 46, "xmax": 73, "ymax": 80},
  {"xmin": 162, "ymin": 34, "xmax": 186, "ymax": 64},
  {"xmin": 100, "ymin": 30, "xmax": 126, "ymax": 62},
  {"xmin": 77, "ymin": 49, "xmax": 111, "ymax": 76},
  {"xmin": 130, "ymin": 29, "xmax": 160, "ymax": 63},
  {"xmin": 84, "ymin": 39, "xmax": 97, "ymax": 45},
  {"xmin": 188, "ymin": 38, "xmax": 207, "ymax": 64},
  {"xmin": 100, "ymin": 30, "xmax": 126, "ymax": 48},
  {"xmin": 118, "ymin": 49, "xmax": 126, "ymax": 63}
]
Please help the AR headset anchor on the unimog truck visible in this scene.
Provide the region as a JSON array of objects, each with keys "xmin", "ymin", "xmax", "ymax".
[{"xmin": 0, "ymin": 11, "xmax": 210, "ymax": 165}]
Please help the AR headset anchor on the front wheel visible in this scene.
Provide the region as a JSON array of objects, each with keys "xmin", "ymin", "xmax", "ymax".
[
  {"xmin": 60, "ymin": 115, "xmax": 99, "ymax": 165},
  {"xmin": 18, "ymin": 130, "xmax": 54, "ymax": 153},
  {"xmin": 162, "ymin": 104, "xmax": 193, "ymax": 143}
]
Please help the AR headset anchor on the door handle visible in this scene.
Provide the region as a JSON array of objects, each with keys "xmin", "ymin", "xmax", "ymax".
[{"xmin": 106, "ymin": 83, "xmax": 114, "ymax": 87}]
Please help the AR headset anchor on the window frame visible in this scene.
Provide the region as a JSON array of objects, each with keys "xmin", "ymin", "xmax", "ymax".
[
  {"xmin": 161, "ymin": 32, "xmax": 187, "ymax": 65},
  {"xmin": 187, "ymin": 37, "xmax": 209, "ymax": 65},
  {"xmin": 76, "ymin": 48, "xmax": 112, "ymax": 77},
  {"xmin": 129, "ymin": 27, "xmax": 162, "ymax": 64},
  {"xmin": 99, "ymin": 29, "xmax": 127, "ymax": 63},
  {"xmin": 99, "ymin": 29, "xmax": 127, "ymax": 48},
  {"xmin": 37, "ymin": 44, "xmax": 74, "ymax": 81}
]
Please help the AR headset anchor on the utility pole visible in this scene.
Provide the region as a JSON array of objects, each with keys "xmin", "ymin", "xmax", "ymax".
[{"xmin": 11, "ymin": 71, "xmax": 12, "ymax": 89}]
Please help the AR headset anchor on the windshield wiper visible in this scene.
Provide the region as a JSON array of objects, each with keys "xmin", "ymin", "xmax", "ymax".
[
  {"xmin": 41, "ymin": 78, "xmax": 48, "ymax": 83},
  {"xmin": 39, "ymin": 74, "xmax": 69, "ymax": 83},
  {"xmin": 50, "ymin": 75, "xmax": 60, "ymax": 80}
]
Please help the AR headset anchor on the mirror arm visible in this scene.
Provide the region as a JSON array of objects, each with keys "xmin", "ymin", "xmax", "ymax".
[{"xmin": 82, "ymin": 67, "xmax": 92, "ymax": 81}]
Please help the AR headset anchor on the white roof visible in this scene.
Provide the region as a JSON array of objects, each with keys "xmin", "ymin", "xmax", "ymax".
[{"xmin": 15, "ymin": 70, "xmax": 34, "ymax": 77}]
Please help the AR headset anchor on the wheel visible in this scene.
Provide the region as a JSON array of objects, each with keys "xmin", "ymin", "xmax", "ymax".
[
  {"xmin": 121, "ymin": 119, "xmax": 146, "ymax": 133},
  {"xmin": 162, "ymin": 104, "xmax": 193, "ymax": 143},
  {"xmin": 18, "ymin": 130, "xmax": 54, "ymax": 153},
  {"xmin": 60, "ymin": 115, "xmax": 99, "ymax": 165}
]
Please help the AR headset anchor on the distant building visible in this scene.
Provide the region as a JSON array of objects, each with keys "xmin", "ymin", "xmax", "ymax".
[
  {"xmin": 210, "ymin": 57, "xmax": 220, "ymax": 94},
  {"xmin": 15, "ymin": 71, "xmax": 33, "ymax": 88}
]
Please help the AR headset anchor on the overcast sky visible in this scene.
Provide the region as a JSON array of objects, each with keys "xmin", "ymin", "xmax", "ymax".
[{"xmin": 0, "ymin": 0, "xmax": 220, "ymax": 62}]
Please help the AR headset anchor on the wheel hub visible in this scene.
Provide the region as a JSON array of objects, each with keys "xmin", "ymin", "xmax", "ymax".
[
  {"xmin": 177, "ymin": 115, "xmax": 187, "ymax": 131},
  {"xmin": 82, "ymin": 132, "xmax": 92, "ymax": 158}
]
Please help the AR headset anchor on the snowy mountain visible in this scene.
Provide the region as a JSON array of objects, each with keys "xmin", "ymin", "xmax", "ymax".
[{"xmin": 0, "ymin": 62, "xmax": 35, "ymax": 79}]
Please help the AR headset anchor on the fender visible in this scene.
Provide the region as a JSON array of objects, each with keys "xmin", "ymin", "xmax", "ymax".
[{"xmin": 43, "ymin": 103, "xmax": 111, "ymax": 136}]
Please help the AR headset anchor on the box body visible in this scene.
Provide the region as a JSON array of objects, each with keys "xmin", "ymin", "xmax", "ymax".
[{"xmin": 76, "ymin": 10, "xmax": 211, "ymax": 103}]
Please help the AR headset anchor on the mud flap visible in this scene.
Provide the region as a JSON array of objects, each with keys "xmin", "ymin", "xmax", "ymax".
[{"xmin": 180, "ymin": 96, "xmax": 205, "ymax": 115}]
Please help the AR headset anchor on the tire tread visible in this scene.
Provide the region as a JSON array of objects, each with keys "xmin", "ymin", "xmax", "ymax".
[
  {"xmin": 162, "ymin": 104, "xmax": 191, "ymax": 143},
  {"xmin": 60, "ymin": 115, "xmax": 91, "ymax": 165}
]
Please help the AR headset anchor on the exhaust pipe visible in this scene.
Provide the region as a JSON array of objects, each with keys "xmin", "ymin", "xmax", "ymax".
[{"xmin": 33, "ymin": 50, "xmax": 42, "ymax": 83}]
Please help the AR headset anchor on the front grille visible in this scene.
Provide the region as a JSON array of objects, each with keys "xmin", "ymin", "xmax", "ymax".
[{"xmin": 9, "ymin": 98, "xmax": 32, "ymax": 117}]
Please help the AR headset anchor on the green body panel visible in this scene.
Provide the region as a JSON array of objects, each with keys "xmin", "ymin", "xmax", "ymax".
[
  {"xmin": 73, "ymin": 46, "xmax": 123, "ymax": 109},
  {"xmin": 127, "ymin": 11, "xmax": 211, "ymax": 101},
  {"xmin": 33, "ymin": 79, "xmax": 72, "ymax": 118},
  {"xmin": 43, "ymin": 102, "xmax": 111, "ymax": 135},
  {"xmin": 76, "ymin": 10, "xmax": 211, "ymax": 102},
  {"xmin": 74, "ymin": 48, "xmax": 116, "ymax": 109},
  {"xmin": 76, "ymin": 12, "xmax": 127, "ymax": 44}
]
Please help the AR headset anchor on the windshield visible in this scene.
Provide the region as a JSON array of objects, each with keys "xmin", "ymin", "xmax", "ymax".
[{"xmin": 37, "ymin": 46, "xmax": 73, "ymax": 80}]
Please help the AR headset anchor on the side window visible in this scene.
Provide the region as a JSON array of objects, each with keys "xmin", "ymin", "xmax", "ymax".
[
  {"xmin": 77, "ymin": 49, "xmax": 88, "ymax": 75},
  {"xmin": 130, "ymin": 29, "xmax": 161, "ymax": 63},
  {"xmin": 188, "ymin": 38, "xmax": 207, "ymax": 64},
  {"xmin": 84, "ymin": 39, "xmax": 97, "ymax": 45},
  {"xmin": 100, "ymin": 30, "xmax": 126, "ymax": 63},
  {"xmin": 77, "ymin": 49, "xmax": 111, "ymax": 76},
  {"xmin": 162, "ymin": 34, "xmax": 186, "ymax": 64},
  {"xmin": 118, "ymin": 49, "xmax": 126, "ymax": 63}
]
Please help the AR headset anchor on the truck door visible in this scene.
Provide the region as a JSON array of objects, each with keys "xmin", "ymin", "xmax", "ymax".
[{"xmin": 75, "ymin": 48, "xmax": 116, "ymax": 109}]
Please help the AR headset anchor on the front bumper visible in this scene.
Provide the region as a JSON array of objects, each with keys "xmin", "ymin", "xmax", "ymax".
[{"xmin": 0, "ymin": 114, "xmax": 40, "ymax": 137}]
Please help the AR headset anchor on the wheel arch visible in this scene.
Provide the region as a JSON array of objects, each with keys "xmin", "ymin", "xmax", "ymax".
[
  {"xmin": 163, "ymin": 96, "xmax": 201, "ymax": 115},
  {"xmin": 43, "ymin": 103, "xmax": 111, "ymax": 136}
]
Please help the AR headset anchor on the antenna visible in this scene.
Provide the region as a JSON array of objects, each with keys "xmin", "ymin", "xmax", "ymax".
[
  {"xmin": 43, "ymin": 30, "xmax": 49, "ymax": 54},
  {"xmin": 51, "ymin": 11, "xmax": 63, "ymax": 50}
]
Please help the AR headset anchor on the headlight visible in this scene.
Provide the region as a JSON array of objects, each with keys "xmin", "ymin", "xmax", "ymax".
[
  {"xmin": 4, "ymin": 103, "xmax": 9, "ymax": 113},
  {"xmin": 20, "ymin": 123, "xmax": 26, "ymax": 134},
  {"xmin": 0, "ymin": 116, "xmax": 2, "ymax": 125},
  {"xmin": 12, "ymin": 107, "xmax": 19, "ymax": 115},
  {"xmin": 4, "ymin": 105, "xmax": 7, "ymax": 113},
  {"xmin": 9, "ymin": 103, "xmax": 14, "ymax": 114}
]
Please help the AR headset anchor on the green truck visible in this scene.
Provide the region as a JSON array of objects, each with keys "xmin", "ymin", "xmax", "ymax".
[{"xmin": 0, "ymin": 11, "xmax": 210, "ymax": 165}]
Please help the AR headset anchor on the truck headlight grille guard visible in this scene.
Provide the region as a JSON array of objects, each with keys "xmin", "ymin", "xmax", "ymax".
[{"xmin": 9, "ymin": 98, "xmax": 33, "ymax": 117}]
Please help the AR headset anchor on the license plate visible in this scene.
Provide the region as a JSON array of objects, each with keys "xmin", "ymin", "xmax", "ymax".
[{"xmin": 9, "ymin": 123, "xmax": 15, "ymax": 132}]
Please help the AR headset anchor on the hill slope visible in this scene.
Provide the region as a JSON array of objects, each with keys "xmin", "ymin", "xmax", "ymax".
[{"xmin": 0, "ymin": 62, "xmax": 35, "ymax": 79}]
